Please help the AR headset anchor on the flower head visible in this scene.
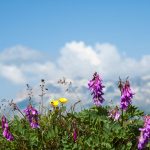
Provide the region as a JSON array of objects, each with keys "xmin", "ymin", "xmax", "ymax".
[
  {"xmin": 30, "ymin": 118, "xmax": 40, "ymax": 128},
  {"xmin": 73, "ymin": 129, "xmax": 77, "ymax": 142},
  {"xmin": 50, "ymin": 100, "xmax": 59, "ymax": 107},
  {"xmin": 109, "ymin": 106, "xmax": 120, "ymax": 121},
  {"xmin": 1, "ymin": 115, "xmax": 6, "ymax": 129},
  {"xmin": 59, "ymin": 98, "xmax": 68, "ymax": 104},
  {"xmin": 1, "ymin": 116, "xmax": 14, "ymax": 141},
  {"xmin": 120, "ymin": 80, "xmax": 134, "ymax": 111},
  {"xmin": 88, "ymin": 72, "xmax": 105, "ymax": 106},
  {"xmin": 138, "ymin": 115, "xmax": 150, "ymax": 150},
  {"xmin": 23, "ymin": 105, "xmax": 40, "ymax": 129}
]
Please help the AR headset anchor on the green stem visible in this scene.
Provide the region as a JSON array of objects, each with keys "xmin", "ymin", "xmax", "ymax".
[{"xmin": 41, "ymin": 93, "xmax": 43, "ymax": 115}]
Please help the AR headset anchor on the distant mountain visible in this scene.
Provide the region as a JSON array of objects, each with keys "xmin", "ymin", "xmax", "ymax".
[{"xmin": 13, "ymin": 76, "xmax": 150, "ymax": 114}]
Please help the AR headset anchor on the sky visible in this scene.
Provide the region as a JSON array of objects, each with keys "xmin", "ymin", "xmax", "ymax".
[
  {"xmin": 0, "ymin": 0, "xmax": 150, "ymax": 58},
  {"xmin": 0, "ymin": 1, "xmax": 150, "ymax": 109}
]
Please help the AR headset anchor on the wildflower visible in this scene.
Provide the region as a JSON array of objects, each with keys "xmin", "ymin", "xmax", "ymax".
[
  {"xmin": 109, "ymin": 106, "xmax": 120, "ymax": 121},
  {"xmin": 1, "ymin": 115, "xmax": 6, "ymax": 129},
  {"xmin": 59, "ymin": 98, "xmax": 68, "ymax": 104},
  {"xmin": 50, "ymin": 100, "xmax": 59, "ymax": 107},
  {"xmin": 1, "ymin": 116, "xmax": 14, "ymax": 141},
  {"xmin": 73, "ymin": 129, "xmax": 77, "ymax": 142},
  {"xmin": 138, "ymin": 116, "xmax": 150, "ymax": 150},
  {"xmin": 30, "ymin": 118, "xmax": 40, "ymax": 128},
  {"xmin": 24, "ymin": 105, "xmax": 40, "ymax": 129},
  {"xmin": 24, "ymin": 105, "xmax": 32, "ymax": 122},
  {"xmin": 120, "ymin": 80, "xmax": 134, "ymax": 111},
  {"xmin": 88, "ymin": 72, "xmax": 105, "ymax": 106}
]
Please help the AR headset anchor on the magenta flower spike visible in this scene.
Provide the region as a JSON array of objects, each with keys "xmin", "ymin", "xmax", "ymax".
[
  {"xmin": 1, "ymin": 116, "xmax": 14, "ymax": 141},
  {"xmin": 88, "ymin": 72, "xmax": 105, "ymax": 106},
  {"xmin": 138, "ymin": 116, "xmax": 150, "ymax": 150},
  {"xmin": 24, "ymin": 105, "xmax": 40, "ymax": 129},
  {"xmin": 1, "ymin": 115, "xmax": 6, "ymax": 129},
  {"xmin": 73, "ymin": 129, "xmax": 77, "ymax": 142},
  {"xmin": 120, "ymin": 80, "xmax": 134, "ymax": 111}
]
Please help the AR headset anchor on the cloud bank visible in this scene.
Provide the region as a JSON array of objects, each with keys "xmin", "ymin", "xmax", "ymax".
[
  {"xmin": 0, "ymin": 41, "xmax": 150, "ymax": 112},
  {"xmin": 0, "ymin": 41, "xmax": 150, "ymax": 84}
]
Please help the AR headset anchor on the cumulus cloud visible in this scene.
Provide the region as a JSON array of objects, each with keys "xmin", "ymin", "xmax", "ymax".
[
  {"xmin": 0, "ymin": 45, "xmax": 44, "ymax": 63},
  {"xmin": 0, "ymin": 41, "xmax": 150, "ymax": 112},
  {"xmin": 0, "ymin": 64, "xmax": 26, "ymax": 84},
  {"xmin": 0, "ymin": 45, "xmax": 49, "ymax": 84},
  {"xmin": 94, "ymin": 43, "xmax": 150, "ymax": 79},
  {"xmin": 58, "ymin": 41, "xmax": 150, "ymax": 80},
  {"xmin": 0, "ymin": 41, "xmax": 150, "ymax": 84},
  {"xmin": 58, "ymin": 41, "xmax": 101, "ymax": 79},
  {"xmin": 60, "ymin": 41, "xmax": 100, "ymax": 66}
]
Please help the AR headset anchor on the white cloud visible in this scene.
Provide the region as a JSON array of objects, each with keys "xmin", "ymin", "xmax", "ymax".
[
  {"xmin": 95, "ymin": 43, "xmax": 150, "ymax": 79},
  {"xmin": 0, "ymin": 45, "xmax": 43, "ymax": 62},
  {"xmin": 57, "ymin": 41, "xmax": 101, "ymax": 79},
  {"xmin": 0, "ymin": 64, "xmax": 26, "ymax": 84},
  {"xmin": 20, "ymin": 62, "xmax": 59, "ymax": 80},
  {"xmin": 61, "ymin": 41, "xmax": 100, "ymax": 66},
  {"xmin": 0, "ymin": 45, "xmax": 50, "ymax": 84},
  {"xmin": 0, "ymin": 41, "xmax": 150, "ymax": 112},
  {"xmin": 0, "ymin": 41, "xmax": 150, "ymax": 85},
  {"xmin": 58, "ymin": 42, "xmax": 150, "ymax": 80}
]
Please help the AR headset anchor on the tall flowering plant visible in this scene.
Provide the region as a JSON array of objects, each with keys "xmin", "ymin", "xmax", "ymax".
[
  {"xmin": 138, "ymin": 116, "xmax": 150, "ymax": 150},
  {"xmin": 120, "ymin": 80, "xmax": 134, "ymax": 111},
  {"xmin": 1, "ymin": 116, "xmax": 14, "ymax": 141},
  {"xmin": 88, "ymin": 72, "xmax": 105, "ymax": 106},
  {"xmin": 23, "ymin": 105, "xmax": 40, "ymax": 128}
]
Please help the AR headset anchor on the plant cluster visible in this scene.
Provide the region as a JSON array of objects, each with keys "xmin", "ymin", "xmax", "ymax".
[{"xmin": 0, "ymin": 73, "xmax": 149, "ymax": 150}]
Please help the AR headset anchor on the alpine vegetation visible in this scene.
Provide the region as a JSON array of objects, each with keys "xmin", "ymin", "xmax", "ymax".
[{"xmin": 0, "ymin": 72, "xmax": 149, "ymax": 149}]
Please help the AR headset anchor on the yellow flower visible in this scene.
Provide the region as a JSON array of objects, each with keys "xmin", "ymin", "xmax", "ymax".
[
  {"xmin": 50, "ymin": 100, "xmax": 59, "ymax": 107},
  {"xmin": 59, "ymin": 98, "xmax": 68, "ymax": 104}
]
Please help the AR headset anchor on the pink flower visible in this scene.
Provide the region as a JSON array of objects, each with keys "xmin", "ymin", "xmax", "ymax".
[
  {"xmin": 73, "ymin": 129, "xmax": 77, "ymax": 142},
  {"xmin": 1, "ymin": 116, "xmax": 14, "ymax": 141},
  {"xmin": 120, "ymin": 80, "xmax": 134, "ymax": 111},
  {"xmin": 88, "ymin": 72, "xmax": 105, "ymax": 106},
  {"xmin": 1, "ymin": 115, "xmax": 6, "ymax": 129},
  {"xmin": 138, "ymin": 116, "xmax": 150, "ymax": 149},
  {"xmin": 24, "ymin": 105, "xmax": 40, "ymax": 129},
  {"xmin": 109, "ymin": 107, "xmax": 120, "ymax": 121}
]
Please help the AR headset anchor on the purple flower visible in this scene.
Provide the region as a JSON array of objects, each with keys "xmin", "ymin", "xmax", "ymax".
[
  {"xmin": 109, "ymin": 107, "xmax": 120, "ymax": 121},
  {"xmin": 1, "ymin": 116, "xmax": 14, "ymax": 141},
  {"xmin": 1, "ymin": 115, "xmax": 6, "ymax": 129},
  {"xmin": 30, "ymin": 118, "xmax": 40, "ymax": 128},
  {"xmin": 3, "ymin": 128, "xmax": 14, "ymax": 141},
  {"xmin": 120, "ymin": 80, "xmax": 134, "ymax": 111},
  {"xmin": 73, "ymin": 129, "xmax": 77, "ymax": 142},
  {"xmin": 24, "ymin": 105, "xmax": 32, "ymax": 122},
  {"xmin": 6, "ymin": 133, "xmax": 14, "ymax": 141},
  {"xmin": 138, "ymin": 116, "xmax": 150, "ymax": 150},
  {"xmin": 88, "ymin": 72, "xmax": 105, "ymax": 106},
  {"xmin": 24, "ymin": 105, "xmax": 40, "ymax": 129}
]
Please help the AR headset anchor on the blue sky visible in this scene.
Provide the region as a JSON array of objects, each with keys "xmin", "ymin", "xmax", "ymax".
[
  {"xmin": 0, "ymin": 0, "xmax": 150, "ymax": 58},
  {"xmin": 0, "ymin": 0, "xmax": 150, "ymax": 110}
]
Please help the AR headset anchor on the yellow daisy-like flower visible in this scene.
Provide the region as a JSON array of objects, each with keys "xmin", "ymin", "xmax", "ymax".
[
  {"xmin": 59, "ymin": 97, "xmax": 68, "ymax": 104},
  {"xmin": 50, "ymin": 100, "xmax": 59, "ymax": 107}
]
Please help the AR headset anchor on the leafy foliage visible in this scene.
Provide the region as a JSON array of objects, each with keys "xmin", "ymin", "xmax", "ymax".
[
  {"xmin": 0, "ymin": 104, "xmax": 147, "ymax": 150},
  {"xmin": 0, "ymin": 77, "xmax": 148, "ymax": 149}
]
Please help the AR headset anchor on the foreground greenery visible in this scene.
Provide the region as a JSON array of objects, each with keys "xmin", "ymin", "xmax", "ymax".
[
  {"xmin": 0, "ymin": 104, "xmax": 147, "ymax": 150},
  {"xmin": 1, "ymin": 76, "xmax": 149, "ymax": 150}
]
